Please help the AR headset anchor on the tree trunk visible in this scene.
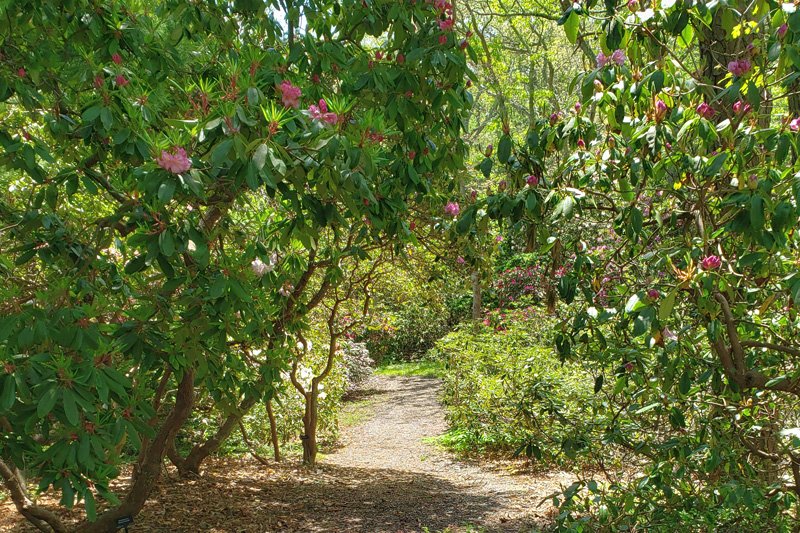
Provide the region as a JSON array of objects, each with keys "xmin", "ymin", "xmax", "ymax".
[
  {"xmin": 266, "ymin": 399, "xmax": 281, "ymax": 461},
  {"xmin": 78, "ymin": 370, "xmax": 195, "ymax": 533},
  {"xmin": 170, "ymin": 395, "xmax": 259, "ymax": 476},
  {"xmin": 471, "ymin": 271, "xmax": 482, "ymax": 320},
  {"xmin": 301, "ymin": 390, "xmax": 319, "ymax": 466},
  {"xmin": 0, "ymin": 458, "xmax": 67, "ymax": 532}
]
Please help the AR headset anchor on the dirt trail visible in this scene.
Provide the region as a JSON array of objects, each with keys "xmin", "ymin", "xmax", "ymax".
[
  {"xmin": 0, "ymin": 374, "xmax": 572, "ymax": 532},
  {"xmin": 321, "ymin": 374, "xmax": 573, "ymax": 532}
]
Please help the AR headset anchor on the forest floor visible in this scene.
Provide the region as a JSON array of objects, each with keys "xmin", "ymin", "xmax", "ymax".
[{"xmin": 0, "ymin": 374, "xmax": 573, "ymax": 532}]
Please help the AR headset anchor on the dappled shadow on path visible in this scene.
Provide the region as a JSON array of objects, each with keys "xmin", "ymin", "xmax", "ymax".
[{"xmin": 1, "ymin": 459, "xmax": 541, "ymax": 532}]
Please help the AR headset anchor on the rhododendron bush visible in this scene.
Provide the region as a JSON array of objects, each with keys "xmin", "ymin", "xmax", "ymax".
[
  {"xmin": 0, "ymin": 0, "xmax": 470, "ymax": 530},
  {"xmin": 454, "ymin": 0, "xmax": 800, "ymax": 529}
]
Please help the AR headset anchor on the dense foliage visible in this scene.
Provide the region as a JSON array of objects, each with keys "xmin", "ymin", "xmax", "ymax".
[
  {"xmin": 0, "ymin": 0, "xmax": 470, "ymax": 529},
  {"xmin": 3, "ymin": 0, "xmax": 800, "ymax": 531},
  {"xmin": 451, "ymin": 0, "xmax": 800, "ymax": 529}
]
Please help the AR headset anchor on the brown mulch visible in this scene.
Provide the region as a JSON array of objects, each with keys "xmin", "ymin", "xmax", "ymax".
[{"xmin": 0, "ymin": 375, "xmax": 574, "ymax": 532}]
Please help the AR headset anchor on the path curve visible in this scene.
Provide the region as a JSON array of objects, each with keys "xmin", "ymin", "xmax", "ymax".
[
  {"xmin": 0, "ymin": 374, "xmax": 572, "ymax": 532},
  {"xmin": 321, "ymin": 374, "xmax": 572, "ymax": 532}
]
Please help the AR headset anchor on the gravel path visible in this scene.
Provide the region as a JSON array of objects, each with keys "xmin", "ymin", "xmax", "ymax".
[
  {"xmin": 0, "ymin": 374, "xmax": 573, "ymax": 532},
  {"xmin": 321, "ymin": 374, "xmax": 573, "ymax": 532}
]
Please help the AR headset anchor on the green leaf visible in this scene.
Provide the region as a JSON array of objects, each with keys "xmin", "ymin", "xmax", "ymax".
[
  {"xmin": 124, "ymin": 255, "xmax": 147, "ymax": 275},
  {"xmin": 678, "ymin": 371, "xmax": 691, "ymax": 395},
  {"xmin": 84, "ymin": 491, "xmax": 96, "ymax": 521},
  {"xmin": 658, "ymin": 290, "xmax": 677, "ymax": 321},
  {"xmin": 478, "ymin": 157, "xmax": 493, "ymax": 178},
  {"xmin": 625, "ymin": 294, "xmax": 642, "ymax": 314},
  {"xmin": 159, "ymin": 231, "xmax": 175, "ymax": 257},
  {"xmin": 564, "ymin": 11, "xmax": 579, "ymax": 44},
  {"xmin": 705, "ymin": 152, "xmax": 728, "ymax": 176},
  {"xmin": 209, "ymin": 275, "xmax": 227, "ymax": 299},
  {"xmin": 37, "ymin": 387, "xmax": 58, "ymax": 418},
  {"xmin": 0, "ymin": 376, "xmax": 15, "ymax": 410},
  {"xmin": 63, "ymin": 390, "xmax": 79, "ymax": 426},
  {"xmin": 497, "ymin": 135, "xmax": 512, "ymax": 164},
  {"xmin": 253, "ymin": 143, "xmax": 269, "ymax": 170},
  {"xmin": 594, "ymin": 375, "xmax": 604, "ymax": 394},
  {"xmin": 158, "ymin": 181, "xmax": 176, "ymax": 203},
  {"xmin": 750, "ymin": 194, "xmax": 764, "ymax": 231},
  {"xmin": 81, "ymin": 106, "xmax": 101, "ymax": 123}
]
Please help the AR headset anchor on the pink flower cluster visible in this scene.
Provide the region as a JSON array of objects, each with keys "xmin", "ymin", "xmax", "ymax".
[
  {"xmin": 308, "ymin": 99, "xmax": 338, "ymax": 124},
  {"xmin": 526, "ymin": 174, "xmax": 539, "ymax": 186},
  {"xmin": 494, "ymin": 266, "xmax": 546, "ymax": 307},
  {"xmin": 790, "ymin": 117, "xmax": 800, "ymax": 132},
  {"xmin": 277, "ymin": 80, "xmax": 302, "ymax": 108},
  {"xmin": 156, "ymin": 147, "xmax": 192, "ymax": 174},
  {"xmin": 696, "ymin": 101, "xmax": 715, "ymax": 119},
  {"xmin": 700, "ymin": 255, "xmax": 721, "ymax": 270},
  {"xmin": 596, "ymin": 49, "xmax": 626, "ymax": 68},
  {"xmin": 733, "ymin": 100, "xmax": 751, "ymax": 115},
  {"xmin": 444, "ymin": 201, "xmax": 460, "ymax": 217},
  {"xmin": 728, "ymin": 59, "xmax": 752, "ymax": 77}
]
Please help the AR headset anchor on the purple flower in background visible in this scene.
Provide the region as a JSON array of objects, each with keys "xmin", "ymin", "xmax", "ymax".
[
  {"xmin": 733, "ymin": 100, "xmax": 751, "ymax": 115},
  {"xmin": 444, "ymin": 202, "xmax": 460, "ymax": 217},
  {"xmin": 778, "ymin": 23, "xmax": 788, "ymax": 39},
  {"xmin": 526, "ymin": 174, "xmax": 539, "ymax": 186},
  {"xmin": 790, "ymin": 117, "xmax": 800, "ymax": 132},
  {"xmin": 696, "ymin": 101, "xmax": 715, "ymax": 119},
  {"xmin": 156, "ymin": 147, "xmax": 191, "ymax": 174},
  {"xmin": 457, "ymin": 256, "xmax": 466, "ymax": 265},
  {"xmin": 611, "ymin": 49, "xmax": 626, "ymax": 66},
  {"xmin": 728, "ymin": 59, "xmax": 752, "ymax": 77},
  {"xmin": 596, "ymin": 51, "xmax": 609, "ymax": 68},
  {"xmin": 700, "ymin": 255, "xmax": 722, "ymax": 270}
]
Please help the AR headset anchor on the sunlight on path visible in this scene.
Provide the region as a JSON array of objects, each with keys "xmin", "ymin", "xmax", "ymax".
[{"xmin": 323, "ymin": 375, "xmax": 573, "ymax": 532}]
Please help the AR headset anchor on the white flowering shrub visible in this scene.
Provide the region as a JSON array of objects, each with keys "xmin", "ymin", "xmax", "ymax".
[{"xmin": 341, "ymin": 341, "xmax": 374, "ymax": 391}]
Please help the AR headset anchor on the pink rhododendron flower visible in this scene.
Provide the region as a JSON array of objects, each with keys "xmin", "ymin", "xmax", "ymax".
[
  {"xmin": 663, "ymin": 327, "xmax": 678, "ymax": 342},
  {"xmin": 549, "ymin": 112, "xmax": 561, "ymax": 125},
  {"xmin": 277, "ymin": 80, "xmax": 302, "ymax": 108},
  {"xmin": 308, "ymin": 99, "xmax": 338, "ymax": 124},
  {"xmin": 526, "ymin": 174, "xmax": 539, "ymax": 186},
  {"xmin": 115, "ymin": 74, "xmax": 129, "ymax": 87},
  {"xmin": 696, "ymin": 101, "xmax": 715, "ymax": 119},
  {"xmin": 627, "ymin": 0, "xmax": 638, "ymax": 11},
  {"xmin": 728, "ymin": 59, "xmax": 752, "ymax": 77},
  {"xmin": 700, "ymin": 255, "xmax": 722, "ymax": 270},
  {"xmin": 790, "ymin": 117, "xmax": 800, "ymax": 132},
  {"xmin": 496, "ymin": 235, "xmax": 503, "ymax": 243},
  {"xmin": 438, "ymin": 35, "xmax": 447, "ymax": 45},
  {"xmin": 17, "ymin": 68, "xmax": 25, "ymax": 78},
  {"xmin": 611, "ymin": 49, "xmax": 626, "ymax": 66},
  {"xmin": 574, "ymin": 102, "xmax": 582, "ymax": 113},
  {"xmin": 444, "ymin": 202, "xmax": 460, "ymax": 217},
  {"xmin": 647, "ymin": 289, "xmax": 660, "ymax": 300},
  {"xmin": 438, "ymin": 18, "xmax": 454, "ymax": 31},
  {"xmin": 156, "ymin": 147, "xmax": 192, "ymax": 174},
  {"xmin": 457, "ymin": 256, "xmax": 466, "ymax": 265},
  {"xmin": 112, "ymin": 53, "xmax": 122, "ymax": 65},
  {"xmin": 596, "ymin": 51, "xmax": 609, "ymax": 68},
  {"xmin": 778, "ymin": 23, "xmax": 788, "ymax": 39},
  {"xmin": 733, "ymin": 100, "xmax": 751, "ymax": 114},
  {"xmin": 654, "ymin": 99, "xmax": 668, "ymax": 122}
]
